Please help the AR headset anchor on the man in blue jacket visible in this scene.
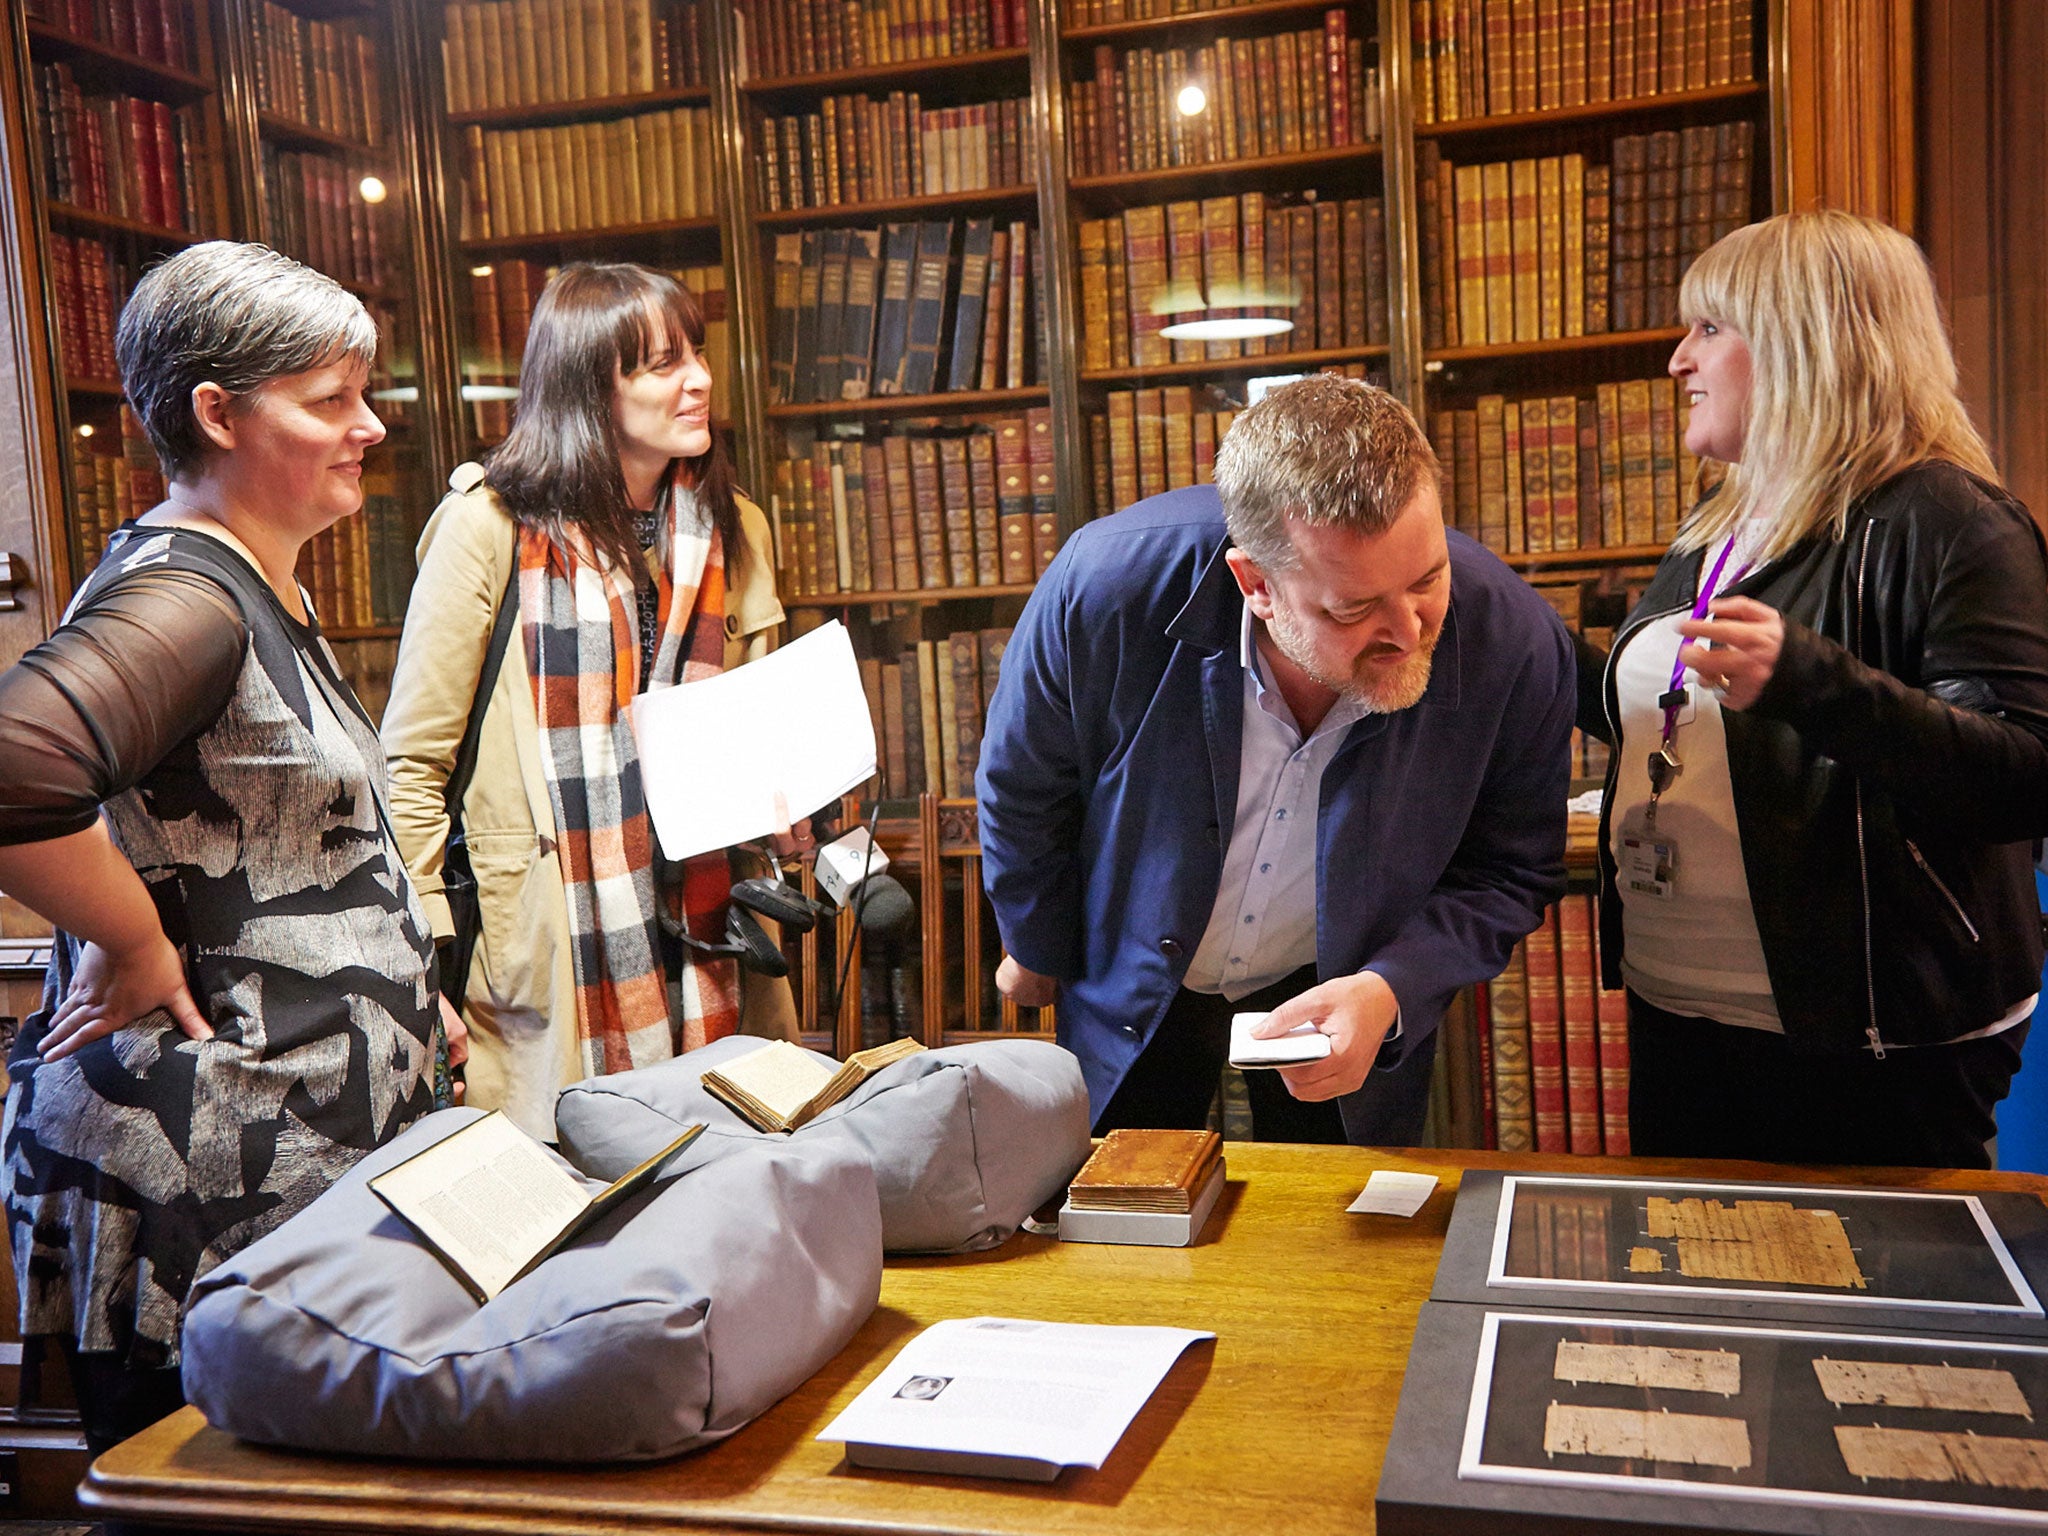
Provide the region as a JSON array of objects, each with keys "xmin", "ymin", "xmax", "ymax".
[{"xmin": 976, "ymin": 376, "xmax": 1574, "ymax": 1143}]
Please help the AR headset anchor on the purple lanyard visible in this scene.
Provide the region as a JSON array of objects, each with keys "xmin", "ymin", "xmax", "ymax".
[{"xmin": 1660, "ymin": 536, "xmax": 1746, "ymax": 751}]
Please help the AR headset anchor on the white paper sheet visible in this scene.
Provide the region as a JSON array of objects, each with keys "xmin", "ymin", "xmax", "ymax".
[
  {"xmin": 1347, "ymin": 1170, "xmax": 1440, "ymax": 1218},
  {"xmin": 1227, "ymin": 1011, "xmax": 1332, "ymax": 1068},
  {"xmin": 816, "ymin": 1317, "xmax": 1213, "ymax": 1470},
  {"xmin": 627, "ymin": 620, "xmax": 876, "ymax": 859}
]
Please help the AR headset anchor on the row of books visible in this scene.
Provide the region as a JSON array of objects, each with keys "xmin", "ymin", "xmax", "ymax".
[
  {"xmin": 740, "ymin": 0, "xmax": 1026, "ymax": 80},
  {"xmin": 1081, "ymin": 363, "xmax": 1385, "ymax": 518},
  {"xmin": 68, "ymin": 407, "xmax": 164, "ymax": 572},
  {"xmin": 1063, "ymin": 0, "xmax": 1307, "ymax": 24},
  {"xmin": 296, "ymin": 480, "xmax": 416, "ymax": 631},
  {"xmin": 457, "ymin": 106, "xmax": 717, "ymax": 237},
  {"xmin": 769, "ymin": 413, "xmax": 1059, "ymax": 599},
  {"xmin": 860, "ymin": 628, "xmax": 1011, "ymax": 803},
  {"xmin": 1094, "ymin": 388, "xmax": 1234, "ymax": 513},
  {"xmin": 33, "ymin": 66, "xmax": 200, "ymax": 232},
  {"xmin": 1483, "ymin": 895, "xmax": 1629, "ymax": 1155},
  {"xmin": 1431, "ymin": 375, "xmax": 1700, "ymax": 554},
  {"xmin": 463, "ymin": 259, "xmax": 729, "ymax": 440},
  {"xmin": 439, "ymin": 0, "xmax": 707, "ymax": 114},
  {"xmin": 1065, "ymin": 13, "xmax": 1377, "ymax": 178},
  {"xmin": 1416, "ymin": 120, "xmax": 1753, "ymax": 349},
  {"xmin": 760, "ymin": 93, "xmax": 1036, "ymax": 210},
  {"xmin": 1413, "ymin": 0, "xmax": 1757, "ymax": 126},
  {"xmin": 260, "ymin": 146, "xmax": 393, "ymax": 294},
  {"xmin": 250, "ymin": 1, "xmax": 382, "ymax": 147},
  {"xmin": 1078, "ymin": 193, "xmax": 1389, "ymax": 371},
  {"xmin": 24, "ymin": 0, "xmax": 195, "ymax": 73},
  {"xmin": 768, "ymin": 218, "xmax": 1042, "ymax": 405},
  {"xmin": 47, "ymin": 234, "xmax": 121, "ymax": 382}
]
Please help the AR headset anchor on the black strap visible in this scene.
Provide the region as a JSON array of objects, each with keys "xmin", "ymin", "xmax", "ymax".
[{"xmin": 446, "ymin": 554, "xmax": 521, "ymax": 818}]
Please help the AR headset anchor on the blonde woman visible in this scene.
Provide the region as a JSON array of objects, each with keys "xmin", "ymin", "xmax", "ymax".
[{"xmin": 1580, "ymin": 210, "xmax": 2048, "ymax": 1168}]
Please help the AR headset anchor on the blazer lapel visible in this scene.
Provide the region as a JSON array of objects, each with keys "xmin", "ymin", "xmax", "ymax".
[{"xmin": 1166, "ymin": 538, "xmax": 1248, "ymax": 849}]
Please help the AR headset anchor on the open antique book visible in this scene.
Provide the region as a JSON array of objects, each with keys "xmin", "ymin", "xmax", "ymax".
[
  {"xmin": 701, "ymin": 1037, "xmax": 926, "ymax": 1133},
  {"xmin": 369, "ymin": 1111, "xmax": 703, "ymax": 1303}
]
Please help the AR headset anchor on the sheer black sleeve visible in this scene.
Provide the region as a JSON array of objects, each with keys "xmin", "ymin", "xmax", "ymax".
[{"xmin": 0, "ymin": 569, "xmax": 248, "ymax": 846}]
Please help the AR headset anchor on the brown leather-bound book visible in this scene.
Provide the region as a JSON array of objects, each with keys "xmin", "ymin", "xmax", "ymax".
[{"xmin": 1069, "ymin": 1129, "xmax": 1222, "ymax": 1214}]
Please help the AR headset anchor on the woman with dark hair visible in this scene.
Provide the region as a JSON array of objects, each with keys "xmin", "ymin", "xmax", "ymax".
[
  {"xmin": 383, "ymin": 262, "xmax": 799, "ymax": 1141},
  {"xmin": 0, "ymin": 241, "xmax": 443, "ymax": 1452}
]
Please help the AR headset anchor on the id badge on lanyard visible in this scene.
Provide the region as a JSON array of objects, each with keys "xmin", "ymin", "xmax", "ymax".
[{"xmin": 1627, "ymin": 537, "xmax": 1745, "ymax": 901}]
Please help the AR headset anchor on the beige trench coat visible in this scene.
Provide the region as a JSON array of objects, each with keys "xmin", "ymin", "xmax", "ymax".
[{"xmin": 381, "ymin": 465, "xmax": 798, "ymax": 1140}]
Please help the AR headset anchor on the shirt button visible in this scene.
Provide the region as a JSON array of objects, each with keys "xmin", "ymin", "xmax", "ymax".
[
  {"xmin": 1260, "ymin": 863, "xmax": 1271, "ymax": 874},
  {"xmin": 1275, "ymin": 809, "xmax": 1287, "ymax": 821},
  {"xmin": 1158, "ymin": 937, "xmax": 1183, "ymax": 959},
  {"xmin": 1243, "ymin": 914, "xmax": 1255, "ymax": 924}
]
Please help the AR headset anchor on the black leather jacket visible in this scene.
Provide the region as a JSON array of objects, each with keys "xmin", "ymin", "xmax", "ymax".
[{"xmin": 1580, "ymin": 462, "xmax": 2048, "ymax": 1055}]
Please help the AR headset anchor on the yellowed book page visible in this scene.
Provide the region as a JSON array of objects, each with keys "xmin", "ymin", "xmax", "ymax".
[
  {"xmin": 1837, "ymin": 1424, "xmax": 2048, "ymax": 1490},
  {"xmin": 1543, "ymin": 1403, "xmax": 1751, "ymax": 1469},
  {"xmin": 1814, "ymin": 1358, "xmax": 2032, "ymax": 1418},
  {"xmin": 1554, "ymin": 1341, "xmax": 1740, "ymax": 1396},
  {"xmin": 368, "ymin": 1111, "xmax": 591, "ymax": 1301},
  {"xmin": 708, "ymin": 1041, "xmax": 837, "ymax": 1128}
]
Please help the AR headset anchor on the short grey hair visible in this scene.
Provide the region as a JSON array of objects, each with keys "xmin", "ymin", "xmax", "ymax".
[
  {"xmin": 1214, "ymin": 374, "xmax": 1442, "ymax": 572},
  {"xmin": 115, "ymin": 241, "xmax": 378, "ymax": 479}
]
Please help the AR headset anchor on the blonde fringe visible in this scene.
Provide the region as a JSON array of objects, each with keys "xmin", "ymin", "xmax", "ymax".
[{"xmin": 1671, "ymin": 211, "xmax": 2000, "ymax": 564}]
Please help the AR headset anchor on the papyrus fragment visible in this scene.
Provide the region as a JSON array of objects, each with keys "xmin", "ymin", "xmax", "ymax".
[
  {"xmin": 1543, "ymin": 1402, "xmax": 1752, "ymax": 1469},
  {"xmin": 1555, "ymin": 1341, "xmax": 1740, "ymax": 1396},
  {"xmin": 1643, "ymin": 1197, "xmax": 1868, "ymax": 1289},
  {"xmin": 1837, "ymin": 1425, "xmax": 2048, "ymax": 1490},
  {"xmin": 1815, "ymin": 1358, "xmax": 2031, "ymax": 1418}
]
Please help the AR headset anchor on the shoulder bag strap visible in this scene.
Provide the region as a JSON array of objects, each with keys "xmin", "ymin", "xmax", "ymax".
[{"xmin": 444, "ymin": 538, "xmax": 521, "ymax": 818}]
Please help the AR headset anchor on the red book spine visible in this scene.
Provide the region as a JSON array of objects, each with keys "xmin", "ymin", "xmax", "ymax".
[
  {"xmin": 1592, "ymin": 892, "xmax": 1631, "ymax": 1155},
  {"xmin": 126, "ymin": 97, "xmax": 162, "ymax": 227},
  {"xmin": 1475, "ymin": 981, "xmax": 1497, "ymax": 1149},
  {"xmin": 1525, "ymin": 904, "xmax": 1567, "ymax": 1152},
  {"xmin": 1559, "ymin": 893, "xmax": 1602, "ymax": 1154},
  {"xmin": 1324, "ymin": 9, "xmax": 1349, "ymax": 146},
  {"xmin": 152, "ymin": 100, "xmax": 181, "ymax": 232}
]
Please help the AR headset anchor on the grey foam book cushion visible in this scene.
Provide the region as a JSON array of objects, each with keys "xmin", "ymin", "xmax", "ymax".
[
  {"xmin": 179, "ymin": 1107, "xmax": 881, "ymax": 1463},
  {"xmin": 556, "ymin": 1037, "xmax": 1092, "ymax": 1254}
]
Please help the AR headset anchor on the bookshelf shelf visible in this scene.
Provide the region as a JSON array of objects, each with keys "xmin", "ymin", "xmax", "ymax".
[
  {"xmin": 257, "ymin": 110, "xmax": 376, "ymax": 158},
  {"xmin": 1499, "ymin": 544, "xmax": 1668, "ymax": 573},
  {"xmin": 786, "ymin": 582, "xmax": 1037, "ymax": 609},
  {"xmin": 66, "ymin": 379, "xmax": 125, "ymax": 399},
  {"xmin": 46, "ymin": 203, "xmax": 201, "ymax": 246},
  {"xmin": 1068, "ymin": 142, "xmax": 1381, "ymax": 204},
  {"xmin": 1424, "ymin": 327, "xmax": 1688, "ymax": 367},
  {"xmin": 1416, "ymin": 83, "xmax": 1769, "ymax": 143},
  {"xmin": 449, "ymin": 84, "xmax": 714, "ymax": 131},
  {"xmin": 322, "ymin": 624, "xmax": 403, "ymax": 641},
  {"xmin": 460, "ymin": 217, "xmax": 723, "ymax": 256},
  {"xmin": 23, "ymin": 22, "xmax": 213, "ymax": 103},
  {"xmin": 766, "ymin": 386, "xmax": 1051, "ymax": 422},
  {"xmin": 757, "ymin": 185, "xmax": 1038, "ymax": 230},
  {"xmin": 1081, "ymin": 344, "xmax": 1388, "ymax": 386},
  {"xmin": 743, "ymin": 47, "xmax": 1031, "ymax": 102},
  {"xmin": 1061, "ymin": 0, "xmax": 1366, "ymax": 49}
]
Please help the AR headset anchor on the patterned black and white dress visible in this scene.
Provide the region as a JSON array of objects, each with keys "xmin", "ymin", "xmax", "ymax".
[{"xmin": 0, "ymin": 525, "xmax": 438, "ymax": 1368}]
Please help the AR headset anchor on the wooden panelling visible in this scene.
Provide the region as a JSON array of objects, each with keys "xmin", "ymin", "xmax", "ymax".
[
  {"xmin": 1917, "ymin": 0, "xmax": 2048, "ymax": 527},
  {"xmin": 1783, "ymin": 0, "xmax": 1916, "ymax": 229}
]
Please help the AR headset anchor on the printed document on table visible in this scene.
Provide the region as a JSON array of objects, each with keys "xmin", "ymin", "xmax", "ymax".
[
  {"xmin": 629, "ymin": 620, "xmax": 875, "ymax": 859},
  {"xmin": 817, "ymin": 1317, "xmax": 1214, "ymax": 1470}
]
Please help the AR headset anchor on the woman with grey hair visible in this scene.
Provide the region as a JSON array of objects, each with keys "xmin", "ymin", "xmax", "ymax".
[{"xmin": 0, "ymin": 241, "xmax": 447, "ymax": 1453}]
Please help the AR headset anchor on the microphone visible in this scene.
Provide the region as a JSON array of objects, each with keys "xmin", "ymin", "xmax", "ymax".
[{"xmin": 853, "ymin": 871, "xmax": 914, "ymax": 941}]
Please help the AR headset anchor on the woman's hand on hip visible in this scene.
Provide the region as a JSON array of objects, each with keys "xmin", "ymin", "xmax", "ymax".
[
  {"xmin": 39, "ymin": 931, "xmax": 213, "ymax": 1061},
  {"xmin": 438, "ymin": 993, "xmax": 469, "ymax": 1103},
  {"xmin": 1677, "ymin": 596, "xmax": 1784, "ymax": 712}
]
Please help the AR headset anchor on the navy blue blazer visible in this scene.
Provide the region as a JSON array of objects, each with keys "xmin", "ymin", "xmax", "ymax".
[{"xmin": 976, "ymin": 485, "xmax": 1575, "ymax": 1126}]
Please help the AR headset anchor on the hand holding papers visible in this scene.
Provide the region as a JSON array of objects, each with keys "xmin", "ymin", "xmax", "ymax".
[
  {"xmin": 628, "ymin": 619, "xmax": 876, "ymax": 860},
  {"xmin": 817, "ymin": 1318, "xmax": 1214, "ymax": 1481},
  {"xmin": 1227, "ymin": 1010, "xmax": 1332, "ymax": 1069}
]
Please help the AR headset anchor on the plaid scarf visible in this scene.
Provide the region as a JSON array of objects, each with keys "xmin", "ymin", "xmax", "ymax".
[{"xmin": 521, "ymin": 483, "xmax": 739, "ymax": 1076}]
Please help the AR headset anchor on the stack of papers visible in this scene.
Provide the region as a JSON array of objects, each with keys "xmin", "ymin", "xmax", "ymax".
[{"xmin": 818, "ymin": 1317, "xmax": 1214, "ymax": 1481}]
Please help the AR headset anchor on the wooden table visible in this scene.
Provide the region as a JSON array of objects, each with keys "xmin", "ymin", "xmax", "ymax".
[{"xmin": 80, "ymin": 1147, "xmax": 2048, "ymax": 1535}]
